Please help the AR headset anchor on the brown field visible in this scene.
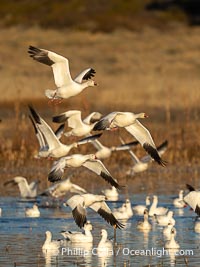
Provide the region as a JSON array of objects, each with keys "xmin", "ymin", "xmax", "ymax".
[{"xmin": 0, "ymin": 26, "xmax": 200, "ymax": 196}]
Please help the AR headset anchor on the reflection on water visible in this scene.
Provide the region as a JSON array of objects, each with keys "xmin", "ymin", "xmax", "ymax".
[{"xmin": 0, "ymin": 194, "xmax": 199, "ymax": 267}]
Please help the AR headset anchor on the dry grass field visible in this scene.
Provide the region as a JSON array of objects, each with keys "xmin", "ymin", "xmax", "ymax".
[{"xmin": 0, "ymin": 26, "xmax": 200, "ymax": 195}]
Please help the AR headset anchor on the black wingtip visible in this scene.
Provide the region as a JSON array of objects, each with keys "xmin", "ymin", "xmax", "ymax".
[
  {"xmin": 186, "ymin": 184, "xmax": 195, "ymax": 192},
  {"xmin": 195, "ymin": 205, "xmax": 200, "ymax": 216},
  {"xmin": 52, "ymin": 114, "xmax": 68, "ymax": 123},
  {"xmin": 48, "ymin": 170, "xmax": 62, "ymax": 183},
  {"xmin": 98, "ymin": 208, "xmax": 125, "ymax": 229},
  {"xmin": 28, "ymin": 105, "xmax": 41, "ymax": 124},
  {"xmin": 93, "ymin": 120, "xmax": 107, "ymax": 131},
  {"xmin": 143, "ymin": 143, "xmax": 167, "ymax": 166},
  {"xmin": 72, "ymin": 207, "xmax": 87, "ymax": 228}
]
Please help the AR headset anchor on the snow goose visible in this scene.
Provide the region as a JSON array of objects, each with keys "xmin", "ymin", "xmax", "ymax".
[
  {"xmin": 194, "ymin": 218, "xmax": 200, "ymax": 233},
  {"xmin": 97, "ymin": 229, "xmax": 113, "ymax": 253},
  {"xmin": 52, "ymin": 110, "xmax": 102, "ymax": 137},
  {"xmin": 40, "ymin": 177, "xmax": 87, "ymax": 198},
  {"xmin": 155, "ymin": 211, "xmax": 175, "ymax": 226},
  {"xmin": 126, "ymin": 140, "xmax": 168, "ymax": 175},
  {"xmin": 42, "ymin": 231, "xmax": 62, "ymax": 252},
  {"xmin": 93, "ymin": 111, "xmax": 166, "ymax": 166},
  {"xmin": 102, "ymin": 186, "xmax": 119, "ymax": 201},
  {"xmin": 132, "ymin": 196, "xmax": 151, "ymax": 216},
  {"xmin": 91, "ymin": 138, "xmax": 139, "ymax": 160},
  {"xmin": 173, "ymin": 190, "xmax": 185, "ymax": 208},
  {"xmin": 113, "ymin": 199, "xmax": 133, "ymax": 220},
  {"xmin": 4, "ymin": 176, "xmax": 39, "ymax": 198},
  {"xmin": 25, "ymin": 204, "xmax": 40, "ymax": 217},
  {"xmin": 183, "ymin": 184, "xmax": 200, "ymax": 216},
  {"xmin": 149, "ymin": 195, "xmax": 168, "ymax": 216},
  {"xmin": 29, "ymin": 106, "xmax": 101, "ymax": 159},
  {"xmin": 65, "ymin": 193, "xmax": 124, "ymax": 229},
  {"xmin": 165, "ymin": 228, "xmax": 180, "ymax": 249},
  {"xmin": 28, "ymin": 46, "xmax": 97, "ymax": 102},
  {"xmin": 163, "ymin": 222, "xmax": 176, "ymax": 237},
  {"xmin": 60, "ymin": 221, "xmax": 93, "ymax": 242},
  {"xmin": 137, "ymin": 209, "xmax": 152, "ymax": 231},
  {"xmin": 48, "ymin": 153, "xmax": 122, "ymax": 189}
]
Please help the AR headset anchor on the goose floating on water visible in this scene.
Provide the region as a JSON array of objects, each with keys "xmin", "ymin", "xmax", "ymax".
[
  {"xmin": 165, "ymin": 228, "xmax": 180, "ymax": 249},
  {"xmin": 137, "ymin": 209, "xmax": 152, "ymax": 231},
  {"xmin": 60, "ymin": 221, "xmax": 93, "ymax": 242},
  {"xmin": 25, "ymin": 204, "xmax": 40, "ymax": 217},
  {"xmin": 28, "ymin": 45, "xmax": 97, "ymax": 103},
  {"xmin": 42, "ymin": 231, "xmax": 62, "ymax": 252},
  {"xmin": 132, "ymin": 196, "xmax": 151, "ymax": 216},
  {"xmin": 173, "ymin": 190, "xmax": 185, "ymax": 208},
  {"xmin": 149, "ymin": 195, "xmax": 168, "ymax": 216}
]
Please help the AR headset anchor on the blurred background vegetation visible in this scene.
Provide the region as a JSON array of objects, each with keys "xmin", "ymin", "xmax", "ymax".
[{"xmin": 0, "ymin": 0, "xmax": 199, "ymax": 32}]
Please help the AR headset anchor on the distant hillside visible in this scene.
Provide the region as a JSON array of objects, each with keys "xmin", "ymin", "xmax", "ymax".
[{"xmin": 0, "ymin": 0, "xmax": 199, "ymax": 31}]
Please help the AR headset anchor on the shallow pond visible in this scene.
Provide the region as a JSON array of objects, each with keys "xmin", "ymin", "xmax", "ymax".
[{"xmin": 0, "ymin": 193, "xmax": 199, "ymax": 267}]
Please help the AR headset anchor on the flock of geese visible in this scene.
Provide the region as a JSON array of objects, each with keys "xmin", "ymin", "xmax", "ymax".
[{"xmin": 3, "ymin": 45, "xmax": 200, "ymax": 262}]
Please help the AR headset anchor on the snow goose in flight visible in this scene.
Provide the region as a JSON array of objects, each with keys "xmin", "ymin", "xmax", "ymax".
[
  {"xmin": 184, "ymin": 184, "xmax": 200, "ymax": 216},
  {"xmin": 28, "ymin": 45, "xmax": 97, "ymax": 102},
  {"xmin": 65, "ymin": 193, "xmax": 124, "ymax": 229},
  {"xmin": 93, "ymin": 111, "xmax": 166, "ymax": 166},
  {"xmin": 126, "ymin": 140, "xmax": 168, "ymax": 175},
  {"xmin": 29, "ymin": 106, "xmax": 101, "ymax": 159},
  {"xmin": 25, "ymin": 204, "xmax": 40, "ymax": 217},
  {"xmin": 48, "ymin": 153, "xmax": 122, "ymax": 189},
  {"xmin": 91, "ymin": 138, "xmax": 139, "ymax": 160},
  {"xmin": 60, "ymin": 221, "xmax": 93, "ymax": 242},
  {"xmin": 40, "ymin": 177, "xmax": 87, "ymax": 198},
  {"xmin": 42, "ymin": 231, "xmax": 62, "ymax": 252},
  {"xmin": 137, "ymin": 209, "xmax": 152, "ymax": 231},
  {"xmin": 173, "ymin": 190, "xmax": 185, "ymax": 208},
  {"xmin": 132, "ymin": 196, "xmax": 151, "ymax": 216},
  {"xmin": 52, "ymin": 110, "xmax": 102, "ymax": 137},
  {"xmin": 149, "ymin": 195, "xmax": 168, "ymax": 216},
  {"xmin": 4, "ymin": 176, "xmax": 39, "ymax": 198}
]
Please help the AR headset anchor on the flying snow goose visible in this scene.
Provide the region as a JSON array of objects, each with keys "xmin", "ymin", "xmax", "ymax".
[
  {"xmin": 25, "ymin": 204, "xmax": 40, "ymax": 217},
  {"xmin": 4, "ymin": 176, "xmax": 39, "ymax": 198},
  {"xmin": 60, "ymin": 221, "xmax": 93, "ymax": 242},
  {"xmin": 149, "ymin": 195, "xmax": 168, "ymax": 216},
  {"xmin": 48, "ymin": 153, "xmax": 122, "ymax": 189},
  {"xmin": 52, "ymin": 110, "xmax": 102, "ymax": 137},
  {"xmin": 126, "ymin": 140, "xmax": 168, "ymax": 175},
  {"xmin": 164, "ymin": 228, "xmax": 180, "ymax": 249},
  {"xmin": 28, "ymin": 45, "xmax": 97, "ymax": 102},
  {"xmin": 40, "ymin": 177, "xmax": 87, "ymax": 198},
  {"xmin": 184, "ymin": 184, "xmax": 200, "ymax": 216},
  {"xmin": 132, "ymin": 196, "xmax": 151, "ymax": 216},
  {"xmin": 137, "ymin": 209, "xmax": 152, "ymax": 231},
  {"xmin": 29, "ymin": 106, "xmax": 101, "ymax": 158},
  {"xmin": 65, "ymin": 194, "xmax": 124, "ymax": 229},
  {"xmin": 91, "ymin": 139, "xmax": 139, "ymax": 160},
  {"xmin": 93, "ymin": 111, "xmax": 166, "ymax": 166},
  {"xmin": 42, "ymin": 231, "xmax": 62, "ymax": 252},
  {"xmin": 173, "ymin": 190, "xmax": 185, "ymax": 208}
]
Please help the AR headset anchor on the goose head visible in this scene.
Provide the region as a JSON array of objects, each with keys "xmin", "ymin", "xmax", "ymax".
[
  {"xmin": 87, "ymin": 80, "xmax": 98, "ymax": 87},
  {"xmin": 136, "ymin": 112, "xmax": 148, "ymax": 119}
]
